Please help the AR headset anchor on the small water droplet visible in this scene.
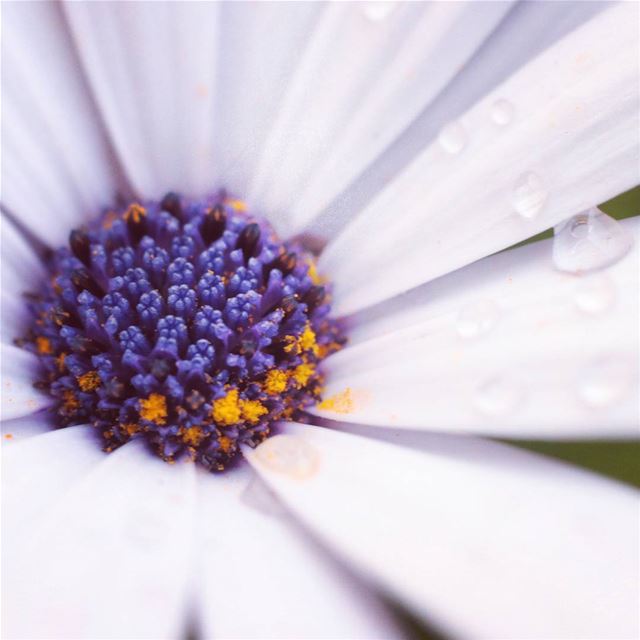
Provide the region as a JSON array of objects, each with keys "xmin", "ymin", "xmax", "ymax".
[
  {"xmin": 438, "ymin": 121, "xmax": 467, "ymax": 155},
  {"xmin": 512, "ymin": 172, "xmax": 548, "ymax": 219},
  {"xmin": 474, "ymin": 375, "xmax": 524, "ymax": 416},
  {"xmin": 456, "ymin": 299, "xmax": 500, "ymax": 339},
  {"xmin": 573, "ymin": 273, "xmax": 616, "ymax": 315},
  {"xmin": 361, "ymin": 1, "xmax": 397, "ymax": 21},
  {"xmin": 553, "ymin": 207, "xmax": 633, "ymax": 273},
  {"xmin": 254, "ymin": 434, "xmax": 319, "ymax": 480},
  {"xmin": 241, "ymin": 474, "xmax": 287, "ymax": 517},
  {"xmin": 578, "ymin": 355, "xmax": 635, "ymax": 408},
  {"xmin": 491, "ymin": 99, "xmax": 515, "ymax": 126}
]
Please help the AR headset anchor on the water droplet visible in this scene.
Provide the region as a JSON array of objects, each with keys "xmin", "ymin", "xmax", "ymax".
[
  {"xmin": 512, "ymin": 172, "xmax": 547, "ymax": 219},
  {"xmin": 553, "ymin": 207, "xmax": 633, "ymax": 273},
  {"xmin": 578, "ymin": 355, "xmax": 635, "ymax": 408},
  {"xmin": 474, "ymin": 375, "xmax": 524, "ymax": 416},
  {"xmin": 491, "ymin": 99, "xmax": 515, "ymax": 126},
  {"xmin": 456, "ymin": 299, "xmax": 500, "ymax": 339},
  {"xmin": 241, "ymin": 474, "xmax": 287, "ymax": 517},
  {"xmin": 573, "ymin": 273, "xmax": 616, "ymax": 315},
  {"xmin": 438, "ymin": 121, "xmax": 467, "ymax": 155},
  {"xmin": 254, "ymin": 434, "xmax": 319, "ymax": 480},
  {"xmin": 361, "ymin": 1, "xmax": 397, "ymax": 21}
]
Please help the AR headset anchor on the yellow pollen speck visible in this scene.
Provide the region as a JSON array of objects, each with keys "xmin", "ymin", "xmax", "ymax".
[
  {"xmin": 4, "ymin": 433, "xmax": 14, "ymax": 440},
  {"xmin": 56, "ymin": 352, "xmax": 67, "ymax": 372},
  {"xmin": 318, "ymin": 388, "xmax": 354, "ymax": 414},
  {"xmin": 225, "ymin": 198, "xmax": 247, "ymax": 212},
  {"xmin": 306, "ymin": 260, "xmax": 324, "ymax": 285},
  {"xmin": 264, "ymin": 369, "xmax": 288, "ymax": 394},
  {"xmin": 218, "ymin": 435, "xmax": 234, "ymax": 454},
  {"xmin": 62, "ymin": 389, "xmax": 79, "ymax": 413},
  {"xmin": 124, "ymin": 203, "xmax": 146, "ymax": 223},
  {"xmin": 139, "ymin": 393, "xmax": 168, "ymax": 425},
  {"xmin": 77, "ymin": 370, "xmax": 100, "ymax": 392},
  {"xmin": 212, "ymin": 389, "xmax": 242, "ymax": 425},
  {"xmin": 182, "ymin": 426, "xmax": 207, "ymax": 447},
  {"xmin": 240, "ymin": 399, "xmax": 268, "ymax": 424},
  {"xmin": 299, "ymin": 324, "xmax": 320, "ymax": 356},
  {"xmin": 121, "ymin": 423, "xmax": 140, "ymax": 436},
  {"xmin": 283, "ymin": 335, "xmax": 298, "ymax": 354},
  {"xmin": 292, "ymin": 363, "xmax": 315, "ymax": 387},
  {"xmin": 36, "ymin": 336, "xmax": 53, "ymax": 354}
]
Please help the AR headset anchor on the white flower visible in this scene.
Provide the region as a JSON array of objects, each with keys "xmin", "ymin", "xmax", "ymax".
[{"xmin": 1, "ymin": 2, "xmax": 639, "ymax": 639}]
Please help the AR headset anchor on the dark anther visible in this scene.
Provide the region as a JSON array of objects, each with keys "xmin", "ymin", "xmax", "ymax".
[
  {"xmin": 126, "ymin": 212, "xmax": 147, "ymax": 245},
  {"xmin": 52, "ymin": 304, "xmax": 81, "ymax": 327},
  {"xmin": 273, "ymin": 251, "xmax": 297, "ymax": 275},
  {"xmin": 71, "ymin": 268, "xmax": 103, "ymax": 297},
  {"xmin": 237, "ymin": 223, "xmax": 261, "ymax": 261},
  {"xmin": 200, "ymin": 205, "xmax": 227, "ymax": 245},
  {"xmin": 69, "ymin": 229, "xmax": 92, "ymax": 266},
  {"xmin": 240, "ymin": 338, "xmax": 257, "ymax": 358},
  {"xmin": 160, "ymin": 192, "xmax": 184, "ymax": 222},
  {"xmin": 281, "ymin": 294, "xmax": 298, "ymax": 317},
  {"xmin": 303, "ymin": 285, "xmax": 325, "ymax": 312}
]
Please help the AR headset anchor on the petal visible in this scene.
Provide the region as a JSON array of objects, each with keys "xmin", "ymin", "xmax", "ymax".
[
  {"xmin": 246, "ymin": 1, "xmax": 512, "ymax": 234},
  {"xmin": 0, "ymin": 344, "xmax": 50, "ymax": 421},
  {"xmin": 1, "ymin": 414, "xmax": 51, "ymax": 445},
  {"xmin": 2, "ymin": 438, "xmax": 196, "ymax": 640},
  {"xmin": 0, "ymin": 216, "xmax": 45, "ymax": 345},
  {"xmin": 244, "ymin": 423, "xmax": 640, "ymax": 640},
  {"xmin": 1, "ymin": 2, "xmax": 118, "ymax": 245},
  {"xmin": 196, "ymin": 464, "xmax": 401, "ymax": 639},
  {"xmin": 321, "ymin": 4, "xmax": 640, "ymax": 315},
  {"xmin": 314, "ymin": 218, "xmax": 639, "ymax": 439},
  {"xmin": 63, "ymin": 1, "xmax": 219, "ymax": 198}
]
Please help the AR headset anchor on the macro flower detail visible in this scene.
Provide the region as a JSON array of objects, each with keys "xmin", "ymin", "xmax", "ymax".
[{"xmin": 20, "ymin": 194, "xmax": 342, "ymax": 470}]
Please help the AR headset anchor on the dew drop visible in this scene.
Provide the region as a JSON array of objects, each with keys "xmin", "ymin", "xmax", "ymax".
[
  {"xmin": 456, "ymin": 299, "xmax": 500, "ymax": 339},
  {"xmin": 578, "ymin": 355, "xmax": 635, "ymax": 408},
  {"xmin": 553, "ymin": 207, "xmax": 633, "ymax": 274},
  {"xmin": 474, "ymin": 374, "xmax": 524, "ymax": 416},
  {"xmin": 438, "ymin": 121, "xmax": 467, "ymax": 155},
  {"xmin": 491, "ymin": 99, "xmax": 515, "ymax": 126},
  {"xmin": 512, "ymin": 172, "xmax": 548, "ymax": 219},
  {"xmin": 254, "ymin": 434, "xmax": 319, "ymax": 480},
  {"xmin": 361, "ymin": 1, "xmax": 397, "ymax": 21},
  {"xmin": 573, "ymin": 273, "xmax": 616, "ymax": 315}
]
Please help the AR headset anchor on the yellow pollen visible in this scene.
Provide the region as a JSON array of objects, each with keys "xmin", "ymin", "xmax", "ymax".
[
  {"xmin": 306, "ymin": 260, "xmax": 324, "ymax": 285},
  {"xmin": 124, "ymin": 203, "xmax": 146, "ymax": 223},
  {"xmin": 299, "ymin": 324, "xmax": 320, "ymax": 355},
  {"xmin": 317, "ymin": 388, "xmax": 354, "ymax": 414},
  {"xmin": 77, "ymin": 370, "xmax": 100, "ymax": 392},
  {"xmin": 224, "ymin": 198, "xmax": 247, "ymax": 212},
  {"xmin": 182, "ymin": 426, "xmax": 207, "ymax": 447},
  {"xmin": 240, "ymin": 399, "xmax": 268, "ymax": 424},
  {"xmin": 139, "ymin": 393, "xmax": 168, "ymax": 425},
  {"xmin": 102, "ymin": 210, "xmax": 119, "ymax": 229},
  {"xmin": 121, "ymin": 423, "xmax": 140, "ymax": 436},
  {"xmin": 56, "ymin": 352, "xmax": 67, "ymax": 372},
  {"xmin": 292, "ymin": 363, "xmax": 315, "ymax": 387},
  {"xmin": 212, "ymin": 389, "xmax": 242, "ymax": 425},
  {"xmin": 36, "ymin": 336, "xmax": 53, "ymax": 354},
  {"xmin": 218, "ymin": 435, "xmax": 234, "ymax": 454},
  {"xmin": 283, "ymin": 335, "xmax": 298, "ymax": 354},
  {"xmin": 264, "ymin": 369, "xmax": 288, "ymax": 394},
  {"xmin": 62, "ymin": 389, "xmax": 79, "ymax": 412}
]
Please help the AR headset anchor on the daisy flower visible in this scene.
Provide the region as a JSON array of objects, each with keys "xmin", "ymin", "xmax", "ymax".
[{"xmin": 1, "ymin": 2, "xmax": 638, "ymax": 639}]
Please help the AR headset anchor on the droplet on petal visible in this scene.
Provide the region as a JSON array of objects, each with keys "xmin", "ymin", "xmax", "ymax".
[
  {"xmin": 438, "ymin": 121, "xmax": 467, "ymax": 155},
  {"xmin": 473, "ymin": 374, "xmax": 524, "ymax": 416},
  {"xmin": 553, "ymin": 207, "xmax": 633, "ymax": 273},
  {"xmin": 578, "ymin": 355, "xmax": 635, "ymax": 408},
  {"xmin": 573, "ymin": 273, "xmax": 616, "ymax": 315},
  {"xmin": 512, "ymin": 172, "xmax": 548, "ymax": 219},
  {"xmin": 456, "ymin": 299, "xmax": 500, "ymax": 339},
  {"xmin": 490, "ymin": 98, "xmax": 515, "ymax": 126},
  {"xmin": 254, "ymin": 434, "xmax": 319, "ymax": 480}
]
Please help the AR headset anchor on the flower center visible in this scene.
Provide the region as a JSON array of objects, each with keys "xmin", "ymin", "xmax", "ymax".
[{"xmin": 20, "ymin": 192, "xmax": 344, "ymax": 471}]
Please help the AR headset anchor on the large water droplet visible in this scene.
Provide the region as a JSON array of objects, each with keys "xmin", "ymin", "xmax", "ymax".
[
  {"xmin": 512, "ymin": 172, "xmax": 547, "ymax": 219},
  {"xmin": 553, "ymin": 207, "xmax": 633, "ymax": 274},
  {"xmin": 456, "ymin": 299, "xmax": 500, "ymax": 339},
  {"xmin": 491, "ymin": 99, "xmax": 515, "ymax": 126},
  {"xmin": 438, "ymin": 121, "xmax": 467, "ymax": 155},
  {"xmin": 473, "ymin": 374, "xmax": 524, "ymax": 416},
  {"xmin": 254, "ymin": 434, "xmax": 319, "ymax": 480},
  {"xmin": 361, "ymin": 1, "xmax": 397, "ymax": 21},
  {"xmin": 578, "ymin": 355, "xmax": 635, "ymax": 408},
  {"xmin": 573, "ymin": 273, "xmax": 616, "ymax": 315}
]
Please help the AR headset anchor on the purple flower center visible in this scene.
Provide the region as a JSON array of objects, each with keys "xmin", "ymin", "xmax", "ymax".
[{"xmin": 21, "ymin": 192, "xmax": 344, "ymax": 471}]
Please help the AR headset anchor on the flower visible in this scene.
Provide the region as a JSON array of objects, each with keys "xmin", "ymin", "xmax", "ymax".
[{"xmin": 1, "ymin": 3, "xmax": 638, "ymax": 640}]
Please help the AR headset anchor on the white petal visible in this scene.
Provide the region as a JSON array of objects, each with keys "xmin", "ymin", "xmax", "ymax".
[
  {"xmin": 245, "ymin": 423, "xmax": 640, "ymax": 640},
  {"xmin": 0, "ymin": 344, "xmax": 50, "ymax": 421},
  {"xmin": 1, "ymin": 414, "xmax": 51, "ymax": 445},
  {"xmin": 196, "ymin": 464, "xmax": 401, "ymax": 639},
  {"xmin": 321, "ymin": 4, "xmax": 640, "ymax": 315},
  {"xmin": 0, "ymin": 216, "xmax": 45, "ymax": 345},
  {"xmin": 2, "ymin": 439, "xmax": 196, "ymax": 640},
  {"xmin": 314, "ymin": 218, "xmax": 639, "ymax": 439},
  {"xmin": 1, "ymin": 2, "xmax": 117, "ymax": 245},
  {"xmin": 63, "ymin": 1, "xmax": 219, "ymax": 198},
  {"xmin": 246, "ymin": 2, "xmax": 512, "ymax": 234}
]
